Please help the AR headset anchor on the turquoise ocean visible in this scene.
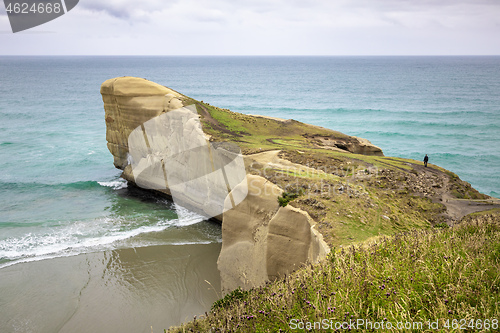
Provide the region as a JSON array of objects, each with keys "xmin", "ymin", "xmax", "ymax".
[{"xmin": 1, "ymin": 56, "xmax": 499, "ymax": 269}]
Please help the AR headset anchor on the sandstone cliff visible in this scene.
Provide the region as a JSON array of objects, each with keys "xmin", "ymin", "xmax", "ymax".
[
  {"xmin": 101, "ymin": 76, "xmax": 500, "ymax": 293},
  {"xmin": 217, "ymin": 174, "xmax": 328, "ymax": 291},
  {"xmin": 101, "ymin": 76, "xmax": 383, "ymax": 291}
]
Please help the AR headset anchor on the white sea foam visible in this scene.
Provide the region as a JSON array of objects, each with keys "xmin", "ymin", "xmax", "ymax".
[
  {"xmin": 173, "ymin": 203, "xmax": 206, "ymax": 226},
  {"xmin": 98, "ymin": 179, "xmax": 128, "ymax": 190},
  {"xmin": 0, "ymin": 206, "xmax": 211, "ymax": 269}
]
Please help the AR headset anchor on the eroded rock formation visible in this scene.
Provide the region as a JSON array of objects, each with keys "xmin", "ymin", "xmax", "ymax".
[
  {"xmin": 217, "ymin": 174, "xmax": 329, "ymax": 291},
  {"xmin": 102, "ymin": 77, "xmax": 247, "ymax": 220},
  {"xmin": 102, "ymin": 77, "xmax": 185, "ymax": 170},
  {"xmin": 101, "ymin": 77, "xmax": 386, "ymax": 292}
]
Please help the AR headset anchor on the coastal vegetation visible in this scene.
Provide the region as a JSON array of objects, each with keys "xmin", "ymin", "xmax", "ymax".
[
  {"xmin": 166, "ymin": 99, "xmax": 499, "ymax": 332},
  {"xmin": 189, "ymin": 99, "xmax": 491, "ymax": 245},
  {"xmin": 169, "ymin": 210, "xmax": 500, "ymax": 332}
]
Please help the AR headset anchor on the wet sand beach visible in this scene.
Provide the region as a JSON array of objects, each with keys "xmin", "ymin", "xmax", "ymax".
[{"xmin": 0, "ymin": 242, "xmax": 221, "ymax": 333}]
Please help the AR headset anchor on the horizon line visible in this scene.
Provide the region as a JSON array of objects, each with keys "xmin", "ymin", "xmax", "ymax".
[{"xmin": 1, "ymin": 54, "xmax": 500, "ymax": 57}]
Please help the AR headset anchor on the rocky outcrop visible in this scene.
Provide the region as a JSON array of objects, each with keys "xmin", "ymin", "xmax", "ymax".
[
  {"xmin": 101, "ymin": 77, "xmax": 185, "ymax": 170},
  {"xmin": 218, "ymin": 175, "xmax": 328, "ymax": 291},
  {"xmin": 102, "ymin": 77, "xmax": 247, "ymax": 220},
  {"xmin": 311, "ymin": 135, "xmax": 383, "ymax": 156},
  {"xmin": 101, "ymin": 76, "xmax": 385, "ymax": 293}
]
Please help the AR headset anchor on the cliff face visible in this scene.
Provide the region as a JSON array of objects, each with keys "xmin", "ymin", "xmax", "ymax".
[
  {"xmin": 101, "ymin": 77, "xmax": 500, "ymax": 293},
  {"xmin": 101, "ymin": 77, "xmax": 185, "ymax": 170},
  {"xmin": 102, "ymin": 77, "xmax": 248, "ymax": 220},
  {"xmin": 218, "ymin": 174, "xmax": 328, "ymax": 291},
  {"xmin": 101, "ymin": 77, "xmax": 348, "ymax": 291}
]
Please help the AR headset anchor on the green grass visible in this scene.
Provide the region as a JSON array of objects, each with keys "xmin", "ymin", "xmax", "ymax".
[
  {"xmin": 212, "ymin": 288, "xmax": 250, "ymax": 311},
  {"xmin": 169, "ymin": 211, "xmax": 500, "ymax": 332},
  {"xmin": 310, "ymin": 192, "xmax": 439, "ymax": 247},
  {"xmin": 188, "ymin": 99, "xmax": 461, "ymax": 181},
  {"xmin": 191, "ymin": 100, "xmax": 356, "ymax": 155}
]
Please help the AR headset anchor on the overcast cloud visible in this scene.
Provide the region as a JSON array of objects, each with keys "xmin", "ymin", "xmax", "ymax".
[{"xmin": 1, "ymin": 0, "xmax": 499, "ymax": 55}]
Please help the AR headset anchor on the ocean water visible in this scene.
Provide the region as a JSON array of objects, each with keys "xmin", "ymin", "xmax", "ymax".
[{"xmin": 0, "ymin": 55, "xmax": 499, "ymax": 266}]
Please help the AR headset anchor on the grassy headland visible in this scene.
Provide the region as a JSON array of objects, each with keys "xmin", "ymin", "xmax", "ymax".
[{"xmin": 187, "ymin": 99, "xmax": 495, "ymax": 245}]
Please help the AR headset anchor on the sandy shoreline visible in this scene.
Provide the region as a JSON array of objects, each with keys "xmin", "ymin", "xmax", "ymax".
[{"xmin": 0, "ymin": 242, "xmax": 221, "ymax": 333}]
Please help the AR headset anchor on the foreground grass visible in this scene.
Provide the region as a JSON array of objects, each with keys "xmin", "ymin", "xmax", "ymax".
[{"xmin": 169, "ymin": 211, "xmax": 500, "ymax": 332}]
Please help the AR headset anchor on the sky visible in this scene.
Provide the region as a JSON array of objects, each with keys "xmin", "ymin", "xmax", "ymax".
[{"xmin": 1, "ymin": 0, "xmax": 500, "ymax": 55}]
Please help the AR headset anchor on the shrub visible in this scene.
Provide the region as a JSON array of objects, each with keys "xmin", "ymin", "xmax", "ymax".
[
  {"xmin": 277, "ymin": 191, "xmax": 300, "ymax": 207},
  {"xmin": 212, "ymin": 288, "xmax": 249, "ymax": 310}
]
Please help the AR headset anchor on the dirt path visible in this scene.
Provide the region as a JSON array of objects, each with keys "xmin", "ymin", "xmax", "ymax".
[{"xmin": 410, "ymin": 162, "xmax": 500, "ymax": 223}]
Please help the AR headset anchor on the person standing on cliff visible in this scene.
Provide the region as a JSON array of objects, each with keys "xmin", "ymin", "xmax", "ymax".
[{"xmin": 423, "ymin": 154, "xmax": 429, "ymax": 167}]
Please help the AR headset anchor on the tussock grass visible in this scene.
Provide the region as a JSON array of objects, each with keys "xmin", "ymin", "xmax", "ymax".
[{"xmin": 169, "ymin": 212, "xmax": 500, "ymax": 332}]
